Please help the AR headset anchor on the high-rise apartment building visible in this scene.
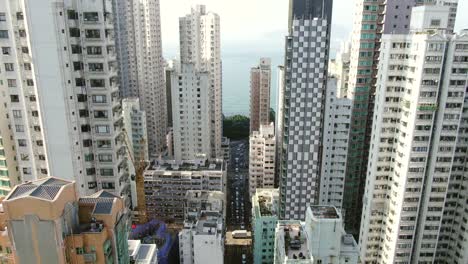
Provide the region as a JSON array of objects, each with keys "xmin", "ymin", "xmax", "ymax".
[
  {"xmin": 319, "ymin": 79, "xmax": 352, "ymax": 210},
  {"xmin": 114, "ymin": 0, "xmax": 167, "ymax": 156},
  {"xmin": 250, "ymin": 58, "xmax": 272, "ymax": 133},
  {"xmin": 171, "ymin": 64, "xmax": 212, "ymax": 160},
  {"xmin": 278, "ymin": 0, "xmax": 333, "ymax": 220},
  {"xmin": 329, "ymin": 41, "xmax": 351, "ymax": 97},
  {"xmin": 0, "ymin": 0, "xmax": 132, "ymax": 199},
  {"xmin": 252, "ymin": 189, "xmax": 279, "ymax": 264},
  {"xmin": 359, "ymin": 6, "xmax": 468, "ymax": 264},
  {"xmin": 2, "ymin": 177, "xmax": 130, "ymax": 263},
  {"xmin": 343, "ymin": 0, "xmax": 459, "ymax": 235},
  {"xmin": 122, "ymin": 98, "xmax": 149, "ymax": 162},
  {"xmin": 179, "ymin": 5, "xmax": 222, "ymax": 158},
  {"xmin": 249, "ymin": 123, "xmax": 276, "ymax": 197},
  {"xmin": 0, "ymin": 89, "xmax": 19, "ymax": 196}
]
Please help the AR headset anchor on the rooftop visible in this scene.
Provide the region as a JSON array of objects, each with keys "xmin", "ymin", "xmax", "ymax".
[
  {"xmin": 254, "ymin": 189, "xmax": 279, "ymax": 217},
  {"xmin": 79, "ymin": 190, "xmax": 119, "ymax": 215},
  {"xmin": 128, "ymin": 240, "xmax": 158, "ymax": 264},
  {"xmin": 6, "ymin": 177, "xmax": 72, "ymax": 201},
  {"xmin": 278, "ymin": 222, "xmax": 310, "ymax": 261},
  {"xmin": 309, "ymin": 206, "xmax": 339, "ymax": 219},
  {"xmin": 147, "ymin": 158, "xmax": 224, "ymax": 172}
]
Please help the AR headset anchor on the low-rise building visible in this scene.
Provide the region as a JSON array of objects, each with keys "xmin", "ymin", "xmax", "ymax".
[
  {"xmin": 2, "ymin": 177, "xmax": 131, "ymax": 264},
  {"xmin": 128, "ymin": 240, "xmax": 158, "ymax": 264},
  {"xmin": 143, "ymin": 157, "xmax": 226, "ymax": 221},
  {"xmin": 249, "ymin": 123, "xmax": 276, "ymax": 197},
  {"xmin": 274, "ymin": 206, "xmax": 358, "ymax": 264},
  {"xmin": 252, "ymin": 189, "xmax": 279, "ymax": 264},
  {"xmin": 179, "ymin": 190, "xmax": 225, "ymax": 264}
]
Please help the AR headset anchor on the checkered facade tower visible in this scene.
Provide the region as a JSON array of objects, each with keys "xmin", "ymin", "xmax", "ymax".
[{"xmin": 278, "ymin": 0, "xmax": 333, "ymax": 220}]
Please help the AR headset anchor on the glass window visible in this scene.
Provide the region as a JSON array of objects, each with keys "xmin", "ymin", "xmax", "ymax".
[
  {"xmin": 0, "ymin": 30, "xmax": 8, "ymax": 39},
  {"xmin": 0, "ymin": 13, "xmax": 6, "ymax": 22}
]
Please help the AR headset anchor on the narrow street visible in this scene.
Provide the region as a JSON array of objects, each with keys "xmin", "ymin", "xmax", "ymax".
[{"xmin": 226, "ymin": 139, "xmax": 251, "ymax": 231}]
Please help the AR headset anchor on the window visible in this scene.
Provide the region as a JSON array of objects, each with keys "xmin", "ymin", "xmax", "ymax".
[
  {"xmin": 86, "ymin": 168, "xmax": 96, "ymax": 176},
  {"xmin": 21, "ymin": 46, "xmax": 28, "ymax": 54},
  {"xmin": 36, "ymin": 140, "xmax": 43, "ymax": 146},
  {"xmin": 29, "ymin": 95, "xmax": 36, "ymax": 102},
  {"xmin": 10, "ymin": 95, "xmax": 19, "ymax": 102},
  {"xmin": 83, "ymin": 12, "xmax": 99, "ymax": 22},
  {"xmin": 18, "ymin": 30, "xmax": 26, "ymax": 38},
  {"xmin": 430, "ymin": 19, "xmax": 441, "ymax": 27},
  {"xmin": 15, "ymin": 124, "xmax": 24, "ymax": 132},
  {"xmin": 95, "ymin": 125, "xmax": 110, "ymax": 134},
  {"xmin": 100, "ymin": 168, "xmax": 113, "ymax": 176},
  {"xmin": 98, "ymin": 154, "xmax": 112, "ymax": 162},
  {"xmin": 22, "ymin": 168, "xmax": 31, "ymax": 175},
  {"xmin": 0, "ymin": 30, "xmax": 8, "ymax": 39},
  {"xmin": 84, "ymin": 154, "xmax": 94, "ymax": 162},
  {"xmin": 92, "ymin": 95, "xmax": 107, "ymax": 103},
  {"xmin": 83, "ymin": 139, "xmax": 92, "ymax": 147},
  {"xmin": 18, "ymin": 139, "xmax": 27, "ymax": 147},
  {"xmin": 12, "ymin": 110, "xmax": 22, "ymax": 118},
  {"xmin": 67, "ymin": 10, "xmax": 78, "ymax": 20},
  {"xmin": 4, "ymin": 63, "xmax": 14, "ymax": 71},
  {"xmin": 73, "ymin": 62, "xmax": 83, "ymax": 71},
  {"xmin": 90, "ymin": 78, "xmax": 105, "ymax": 86},
  {"xmin": 71, "ymin": 45, "xmax": 82, "ymax": 54},
  {"xmin": 75, "ymin": 78, "xmax": 85, "ymax": 86},
  {"xmin": 7, "ymin": 79, "xmax": 16, "ymax": 87},
  {"xmin": 26, "ymin": 79, "xmax": 34, "ymax": 86},
  {"xmin": 16, "ymin": 12, "xmax": 23, "ymax": 20},
  {"xmin": 0, "ymin": 13, "xmax": 6, "ymax": 22},
  {"xmin": 101, "ymin": 182, "xmax": 115, "ymax": 190},
  {"xmin": 87, "ymin": 46, "xmax": 102, "ymax": 55},
  {"xmin": 69, "ymin": 28, "xmax": 80, "ymax": 37},
  {"xmin": 85, "ymin": 29, "xmax": 100, "ymax": 39},
  {"xmin": 2, "ymin": 47, "xmax": 11, "ymax": 55},
  {"xmin": 97, "ymin": 140, "xmax": 111, "ymax": 149},
  {"xmin": 24, "ymin": 63, "xmax": 31, "ymax": 70},
  {"xmin": 79, "ymin": 109, "xmax": 89, "ymax": 117},
  {"xmin": 94, "ymin": 110, "xmax": 108, "ymax": 119}
]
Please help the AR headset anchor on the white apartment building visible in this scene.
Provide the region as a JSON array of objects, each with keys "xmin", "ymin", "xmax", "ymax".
[
  {"xmin": 273, "ymin": 206, "xmax": 359, "ymax": 264},
  {"xmin": 179, "ymin": 5, "xmax": 222, "ymax": 158},
  {"xmin": 0, "ymin": 0, "xmax": 131, "ymax": 199},
  {"xmin": 0, "ymin": 81, "xmax": 19, "ymax": 196},
  {"xmin": 179, "ymin": 190, "xmax": 225, "ymax": 264},
  {"xmin": 329, "ymin": 41, "xmax": 351, "ymax": 98},
  {"xmin": 114, "ymin": 0, "xmax": 167, "ymax": 157},
  {"xmin": 250, "ymin": 58, "xmax": 271, "ymax": 133},
  {"xmin": 249, "ymin": 123, "xmax": 276, "ymax": 197},
  {"xmin": 359, "ymin": 6, "xmax": 468, "ymax": 264},
  {"xmin": 123, "ymin": 98, "xmax": 149, "ymax": 162},
  {"xmin": 143, "ymin": 157, "xmax": 226, "ymax": 222},
  {"xmin": 171, "ymin": 64, "xmax": 212, "ymax": 160},
  {"xmin": 319, "ymin": 78, "xmax": 352, "ymax": 211}
]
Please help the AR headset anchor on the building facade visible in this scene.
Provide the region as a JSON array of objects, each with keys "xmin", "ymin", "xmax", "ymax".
[
  {"xmin": 278, "ymin": 0, "xmax": 333, "ymax": 220},
  {"xmin": 0, "ymin": 0, "xmax": 132, "ymax": 199},
  {"xmin": 143, "ymin": 158, "xmax": 226, "ymax": 222},
  {"xmin": 252, "ymin": 189, "xmax": 279, "ymax": 264},
  {"xmin": 171, "ymin": 64, "xmax": 212, "ymax": 160},
  {"xmin": 179, "ymin": 190, "xmax": 225, "ymax": 264},
  {"xmin": 359, "ymin": 7, "xmax": 468, "ymax": 264},
  {"xmin": 123, "ymin": 98, "xmax": 149, "ymax": 162},
  {"xmin": 114, "ymin": 0, "xmax": 167, "ymax": 156},
  {"xmin": 249, "ymin": 123, "xmax": 276, "ymax": 197},
  {"xmin": 250, "ymin": 58, "xmax": 272, "ymax": 133},
  {"xmin": 343, "ymin": 0, "xmax": 459, "ymax": 235},
  {"xmin": 274, "ymin": 206, "xmax": 359, "ymax": 264},
  {"xmin": 179, "ymin": 5, "xmax": 222, "ymax": 158},
  {"xmin": 319, "ymin": 79, "xmax": 352, "ymax": 210},
  {"xmin": 329, "ymin": 41, "xmax": 351, "ymax": 98}
]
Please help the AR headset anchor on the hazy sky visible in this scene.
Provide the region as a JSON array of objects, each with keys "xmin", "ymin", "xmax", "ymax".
[{"xmin": 160, "ymin": 0, "xmax": 468, "ymax": 58}]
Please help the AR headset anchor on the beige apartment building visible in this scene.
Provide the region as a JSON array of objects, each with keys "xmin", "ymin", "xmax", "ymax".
[{"xmin": 250, "ymin": 58, "xmax": 271, "ymax": 134}]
